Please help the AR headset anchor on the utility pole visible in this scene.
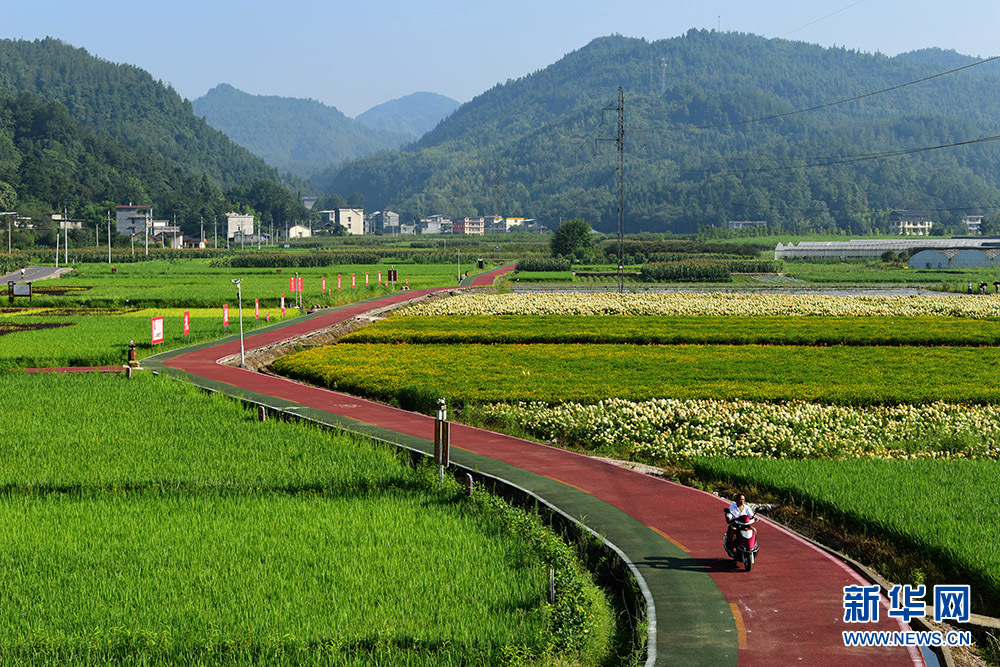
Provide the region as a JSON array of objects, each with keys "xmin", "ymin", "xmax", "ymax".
[
  {"xmin": 107, "ymin": 210, "xmax": 111, "ymax": 264},
  {"xmin": 64, "ymin": 208, "xmax": 68, "ymax": 265},
  {"xmin": 597, "ymin": 87, "xmax": 643, "ymax": 294},
  {"xmin": 145, "ymin": 209, "xmax": 149, "ymax": 257}
]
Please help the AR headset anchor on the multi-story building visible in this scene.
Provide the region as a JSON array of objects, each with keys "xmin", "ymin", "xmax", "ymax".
[
  {"xmin": 889, "ymin": 210, "xmax": 934, "ymax": 236},
  {"xmin": 452, "ymin": 217, "xmax": 485, "ymax": 235},
  {"xmin": 373, "ymin": 211, "xmax": 400, "ymax": 234},
  {"xmin": 319, "ymin": 208, "xmax": 365, "ymax": 235},
  {"xmin": 116, "ymin": 204, "xmax": 152, "ymax": 236},
  {"xmin": 963, "ymin": 215, "xmax": 984, "ymax": 235},
  {"xmin": 225, "ymin": 212, "xmax": 255, "ymax": 240}
]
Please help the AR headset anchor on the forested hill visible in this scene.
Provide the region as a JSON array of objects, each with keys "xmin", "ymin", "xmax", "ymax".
[
  {"xmin": 328, "ymin": 31, "xmax": 1000, "ymax": 234},
  {"xmin": 0, "ymin": 38, "xmax": 278, "ymax": 189},
  {"xmin": 193, "ymin": 84, "xmax": 412, "ymax": 181},
  {"xmin": 355, "ymin": 92, "xmax": 460, "ymax": 139}
]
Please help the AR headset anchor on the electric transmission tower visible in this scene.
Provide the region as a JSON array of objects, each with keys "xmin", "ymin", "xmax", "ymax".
[{"xmin": 597, "ymin": 87, "xmax": 644, "ymax": 293}]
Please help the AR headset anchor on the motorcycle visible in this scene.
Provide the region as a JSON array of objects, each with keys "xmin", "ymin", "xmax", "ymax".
[{"xmin": 724, "ymin": 513, "xmax": 760, "ymax": 571}]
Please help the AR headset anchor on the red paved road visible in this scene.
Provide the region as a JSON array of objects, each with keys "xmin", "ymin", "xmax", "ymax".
[{"xmin": 161, "ymin": 266, "xmax": 923, "ymax": 666}]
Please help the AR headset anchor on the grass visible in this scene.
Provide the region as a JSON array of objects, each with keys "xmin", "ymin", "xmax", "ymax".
[{"xmin": 0, "ymin": 372, "xmax": 617, "ymax": 665}]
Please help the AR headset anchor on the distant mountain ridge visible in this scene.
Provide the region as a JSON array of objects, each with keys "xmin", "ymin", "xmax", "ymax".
[
  {"xmin": 328, "ymin": 31, "xmax": 1000, "ymax": 233},
  {"xmin": 193, "ymin": 84, "xmax": 414, "ymax": 181},
  {"xmin": 356, "ymin": 92, "xmax": 460, "ymax": 138}
]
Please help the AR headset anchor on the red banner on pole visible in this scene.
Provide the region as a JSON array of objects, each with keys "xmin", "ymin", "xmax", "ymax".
[
  {"xmin": 337, "ymin": 275, "xmax": 342, "ymax": 290},
  {"xmin": 378, "ymin": 271, "xmax": 382, "ymax": 284},
  {"xmin": 151, "ymin": 316, "xmax": 164, "ymax": 345},
  {"xmin": 289, "ymin": 276, "xmax": 295, "ymax": 292},
  {"xmin": 255, "ymin": 298, "xmax": 260, "ymax": 320},
  {"xmin": 322, "ymin": 276, "xmax": 326, "ymax": 293},
  {"xmin": 183, "ymin": 311, "xmax": 190, "ymax": 336},
  {"xmin": 223, "ymin": 304, "xmax": 229, "ymax": 327},
  {"xmin": 352, "ymin": 274, "xmax": 356, "ymax": 289},
  {"xmin": 280, "ymin": 294, "xmax": 285, "ymax": 311},
  {"xmin": 365, "ymin": 272, "xmax": 369, "ymax": 287},
  {"xmin": 298, "ymin": 276, "xmax": 303, "ymax": 293}
]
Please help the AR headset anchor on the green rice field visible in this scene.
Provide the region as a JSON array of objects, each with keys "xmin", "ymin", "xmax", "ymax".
[{"xmin": 0, "ymin": 372, "xmax": 614, "ymax": 665}]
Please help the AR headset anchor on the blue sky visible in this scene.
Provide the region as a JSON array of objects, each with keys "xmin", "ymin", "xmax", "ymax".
[{"xmin": 4, "ymin": 0, "xmax": 999, "ymax": 116}]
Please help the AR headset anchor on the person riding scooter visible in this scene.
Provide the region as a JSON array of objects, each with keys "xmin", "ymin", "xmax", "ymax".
[{"xmin": 724, "ymin": 493, "xmax": 755, "ymax": 552}]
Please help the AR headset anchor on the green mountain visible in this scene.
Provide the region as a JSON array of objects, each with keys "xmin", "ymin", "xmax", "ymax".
[
  {"xmin": 0, "ymin": 91, "xmax": 225, "ymax": 228},
  {"xmin": 356, "ymin": 92, "xmax": 460, "ymax": 139},
  {"xmin": 193, "ymin": 84, "xmax": 412, "ymax": 180},
  {"xmin": 328, "ymin": 31, "xmax": 1000, "ymax": 234},
  {"xmin": 0, "ymin": 38, "xmax": 278, "ymax": 190}
]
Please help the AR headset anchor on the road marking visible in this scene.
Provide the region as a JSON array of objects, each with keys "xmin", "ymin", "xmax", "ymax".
[
  {"xmin": 647, "ymin": 525, "xmax": 690, "ymax": 554},
  {"xmin": 542, "ymin": 475, "xmax": 592, "ymax": 494},
  {"xmin": 730, "ymin": 603, "xmax": 748, "ymax": 649}
]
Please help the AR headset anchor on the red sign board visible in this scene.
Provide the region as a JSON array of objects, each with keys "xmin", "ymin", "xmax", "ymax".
[
  {"xmin": 151, "ymin": 316, "xmax": 164, "ymax": 345},
  {"xmin": 223, "ymin": 304, "xmax": 229, "ymax": 327},
  {"xmin": 183, "ymin": 310, "xmax": 190, "ymax": 336}
]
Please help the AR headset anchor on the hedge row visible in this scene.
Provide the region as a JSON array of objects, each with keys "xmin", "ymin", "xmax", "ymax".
[
  {"xmin": 640, "ymin": 261, "xmax": 732, "ymax": 282},
  {"xmin": 516, "ymin": 258, "xmax": 572, "ymax": 272}
]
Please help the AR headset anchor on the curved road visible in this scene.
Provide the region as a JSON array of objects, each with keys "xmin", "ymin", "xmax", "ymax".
[{"xmin": 145, "ymin": 266, "xmax": 924, "ymax": 666}]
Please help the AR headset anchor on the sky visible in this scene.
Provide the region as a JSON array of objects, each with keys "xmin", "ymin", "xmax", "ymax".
[{"xmin": 4, "ymin": 0, "xmax": 1000, "ymax": 117}]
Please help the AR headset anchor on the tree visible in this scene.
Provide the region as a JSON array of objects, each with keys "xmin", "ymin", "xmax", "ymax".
[{"xmin": 550, "ymin": 218, "xmax": 593, "ymax": 258}]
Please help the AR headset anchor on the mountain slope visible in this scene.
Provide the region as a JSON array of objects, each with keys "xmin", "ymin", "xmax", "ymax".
[
  {"xmin": 0, "ymin": 38, "xmax": 278, "ymax": 189},
  {"xmin": 356, "ymin": 92, "xmax": 460, "ymax": 138},
  {"xmin": 328, "ymin": 31, "xmax": 1000, "ymax": 233},
  {"xmin": 193, "ymin": 84, "xmax": 411, "ymax": 180}
]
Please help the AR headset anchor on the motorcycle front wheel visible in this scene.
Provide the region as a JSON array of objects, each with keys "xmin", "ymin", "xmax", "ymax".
[{"xmin": 744, "ymin": 552, "xmax": 754, "ymax": 572}]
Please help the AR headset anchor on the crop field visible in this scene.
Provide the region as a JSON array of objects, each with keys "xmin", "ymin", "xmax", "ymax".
[
  {"xmin": 401, "ymin": 291, "xmax": 1000, "ymax": 318},
  {"xmin": 344, "ymin": 313, "xmax": 1000, "ymax": 346},
  {"xmin": 0, "ymin": 372, "xmax": 613, "ymax": 665},
  {"xmin": 18, "ymin": 260, "xmax": 466, "ymax": 309},
  {"xmin": 268, "ymin": 291, "xmax": 1000, "ymax": 616},
  {"xmin": 271, "ymin": 341, "xmax": 1000, "ymax": 405},
  {"xmin": 0, "ymin": 307, "xmax": 300, "ymax": 369},
  {"xmin": 0, "ymin": 258, "xmax": 495, "ymax": 368},
  {"xmin": 782, "ymin": 259, "xmax": 1000, "ymax": 289}
]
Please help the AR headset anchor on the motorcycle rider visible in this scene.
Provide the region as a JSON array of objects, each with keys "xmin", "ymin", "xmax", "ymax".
[{"xmin": 725, "ymin": 493, "xmax": 754, "ymax": 551}]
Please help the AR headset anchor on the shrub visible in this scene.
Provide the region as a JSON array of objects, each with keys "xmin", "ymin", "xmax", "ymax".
[
  {"xmin": 396, "ymin": 383, "xmax": 446, "ymax": 415},
  {"xmin": 516, "ymin": 258, "xmax": 572, "ymax": 272}
]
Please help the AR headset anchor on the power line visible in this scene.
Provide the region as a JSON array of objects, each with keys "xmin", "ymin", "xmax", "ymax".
[
  {"xmin": 673, "ymin": 133, "xmax": 1000, "ymax": 176},
  {"xmin": 690, "ymin": 53, "xmax": 1000, "ymax": 131}
]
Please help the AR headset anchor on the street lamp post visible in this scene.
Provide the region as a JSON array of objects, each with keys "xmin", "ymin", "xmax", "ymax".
[{"xmin": 231, "ymin": 278, "xmax": 245, "ymax": 368}]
